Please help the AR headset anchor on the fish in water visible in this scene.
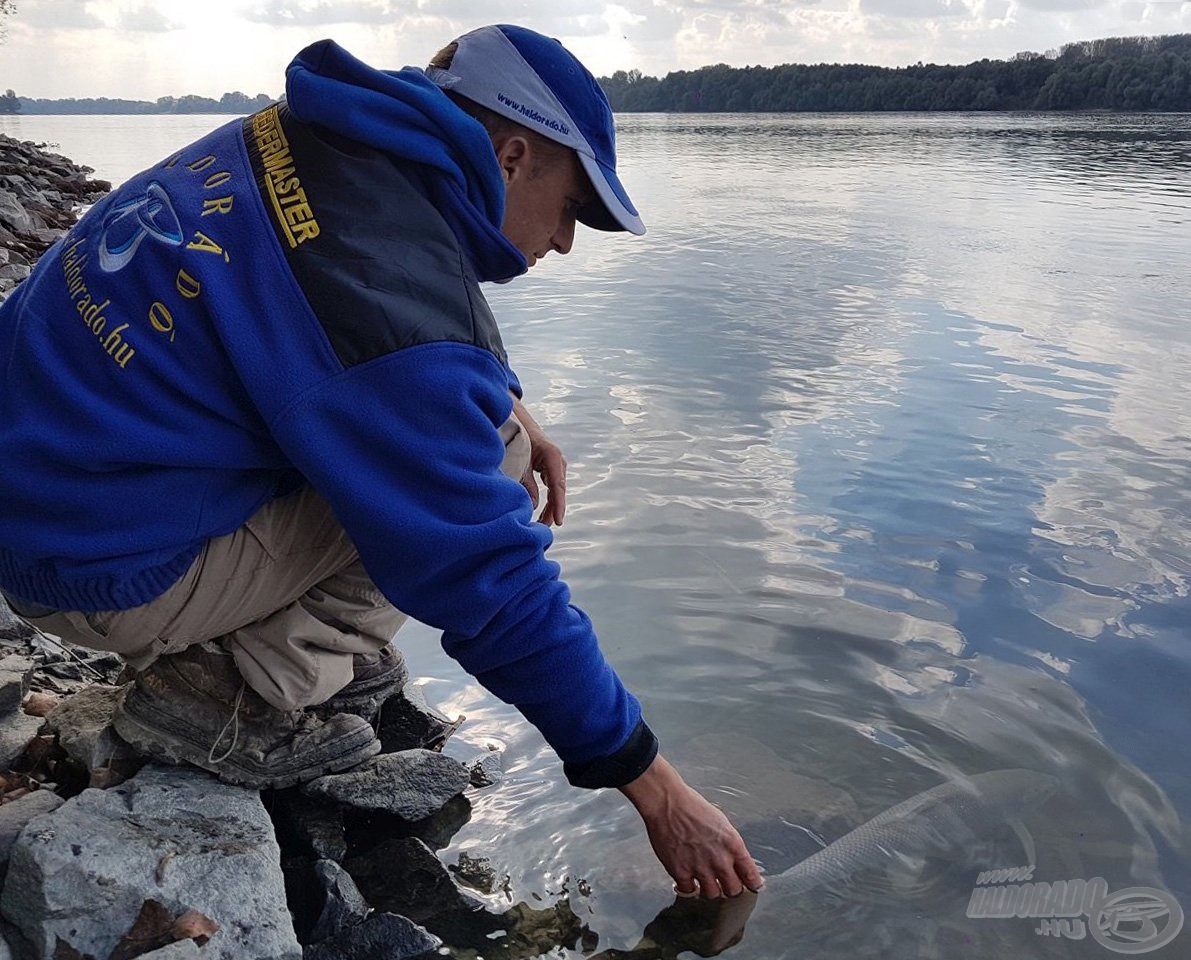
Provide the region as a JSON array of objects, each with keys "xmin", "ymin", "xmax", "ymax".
[
  {"xmin": 591, "ymin": 769, "xmax": 1059, "ymax": 959},
  {"xmin": 766, "ymin": 768, "xmax": 1059, "ymax": 900}
]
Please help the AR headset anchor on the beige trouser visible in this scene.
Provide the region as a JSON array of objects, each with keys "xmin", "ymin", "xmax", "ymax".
[{"xmin": 22, "ymin": 414, "xmax": 531, "ymax": 712}]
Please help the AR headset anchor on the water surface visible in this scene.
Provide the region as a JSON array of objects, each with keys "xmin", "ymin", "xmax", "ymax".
[{"xmin": 5, "ymin": 111, "xmax": 1189, "ymax": 958}]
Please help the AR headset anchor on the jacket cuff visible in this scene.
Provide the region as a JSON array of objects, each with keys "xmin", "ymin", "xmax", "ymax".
[{"xmin": 563, "ymin": 719, "xmax": 659, "ymax": 789}]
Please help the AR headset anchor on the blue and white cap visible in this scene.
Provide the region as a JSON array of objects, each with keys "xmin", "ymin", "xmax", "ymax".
[{"xmin": 426, "ymin": 24, "xmax": 645, "ymax": 236}]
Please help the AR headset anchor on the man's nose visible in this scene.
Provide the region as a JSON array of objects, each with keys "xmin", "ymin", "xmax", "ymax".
[{"xmin": 552, "ymin": 216, "xmax": 576, "ymax": 256}]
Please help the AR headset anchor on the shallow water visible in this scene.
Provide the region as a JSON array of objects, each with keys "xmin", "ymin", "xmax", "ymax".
[{"xmin": 5, "ymin": 111, "xmax": 1190, "ymax": 957}]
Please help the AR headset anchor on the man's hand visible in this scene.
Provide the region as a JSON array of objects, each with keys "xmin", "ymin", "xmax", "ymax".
[
  {"xmin": 620, "ymin": 754, "xmax": 764, "ymax": 899},
  {"xmin": 512, "ymin": 398, "xmax": 567, "ymax": 526}
]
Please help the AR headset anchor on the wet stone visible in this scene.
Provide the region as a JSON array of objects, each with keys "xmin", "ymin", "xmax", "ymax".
[
  {"xmin": 271, "ymin": 790, "xmax": 348, "ymax": 864},
  {"xmin": 302, "ymin": 912, "xmax": 439, "ymax": 960},
  {"xmin": 345, "ymin": 793, "xmax": 472, "ymax": 856},
  {"xmin": 302, "ymin": 750, "xmax": 469, "ymax": 822},
  {"xmin": 468, "ymin": 750, "xmax": 504, "ymax": 788},
  {"xmin": 377, "ymin": 685, "xmax": 463, "ymax": 754},
  {"xmin": 344, "ymin": 837, "xmax": 474, "ymax": 924},
  {"xmin": 308, "ymin": 860, "xmax": 370, "ymax": 945}
]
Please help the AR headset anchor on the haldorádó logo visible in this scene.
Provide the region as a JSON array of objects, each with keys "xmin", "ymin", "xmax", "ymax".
[
  {"xmin": 968, "ymin": 868, "xmax": 1184, "ymax": 955},
  {"xmin": 98, "ymin": 181, "xmax": 183, "ymax": 273},
  {"xmin": 1089, "ymin": 887, "xmax": 1184, "ymax": 955}
]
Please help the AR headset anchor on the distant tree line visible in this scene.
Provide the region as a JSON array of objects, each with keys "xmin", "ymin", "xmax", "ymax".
[
  {"xmin": 11, "ymin": 91, "xmax": 275, "ymax": 115},
  {"xmin": 599, "ymin": 34, "xmax": 1191, "ymax": 112}
]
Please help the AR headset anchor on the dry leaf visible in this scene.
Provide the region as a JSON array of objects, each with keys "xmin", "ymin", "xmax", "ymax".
[
  {"xmin": 23, "ymin": 691, "xmax": 60, "ymax": 717},
  {"xmin": 108, "ymin": 899, "xmax": 174, "ymax": 960},
  {"xmin": 172, "ymin": 910, "xmax": 219, "ymax": 944}
]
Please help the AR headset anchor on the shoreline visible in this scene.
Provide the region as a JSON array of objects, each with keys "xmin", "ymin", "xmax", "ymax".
[{"xmin": 0, "ymin": 134, "xmax": 111, "ymax": 304}]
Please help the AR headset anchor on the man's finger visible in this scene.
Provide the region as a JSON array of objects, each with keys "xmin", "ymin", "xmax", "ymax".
[
  {"xmin": 695, "ymin": 871, "xmax": 722, "ymax": 900},
  {"xmin": 736, "ymin": 853, "xmax": 765, "ymax": 892},
  {"xmin": 718, "ymin": 869, "xmax": 745, "ymax": 899},
  {"xmin": 521, "ymin": 470, "xmax": 540, "ymax": 509}
]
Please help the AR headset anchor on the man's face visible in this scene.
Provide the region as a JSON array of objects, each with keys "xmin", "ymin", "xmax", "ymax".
[{"xmin": 499, "ymin": 142, "xmax": 594, "ymax": 269}]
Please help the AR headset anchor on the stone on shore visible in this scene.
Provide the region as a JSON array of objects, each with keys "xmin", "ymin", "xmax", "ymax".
[
  {"xmin": 344, "ymin": 837, "xmax": 475, "ymax": 925},
  {"xmin": 308, "ymin": 859, "xmax": 370, "ymax": 944},
  {"xmin": 0, "ymin": 134, "xmax": 111, "ymax": 305},
  {"xmin": 45, "ymin": 683, "xmax": 141, "ymax": 783},
  {"xmin": 302, "ymin": 750, "xmax": 469, "ymax": 821},
  {"xmin": 303, "ymin": 912, "xmax": 440, "ymax": 960},
  {"xmin": 0, "ymin": 656, "xmax": 33, "ymax": 714},
  {"xmin": 0, "ymin": 713, "xmax": 43, "ymax": 770},
  {"xmin": 138, "ymin": 941, "xmax": 203, "ymax": 959},
  {"xmin": 0, "ymin": 789, "xmax": 63, "ymax": 884},
  {"xmin": 377, "ymin": 685, "xmax": 463, "ymax": 754},
  {"xmin": 0, "ymin": 764, "xmax": 301, "ymax": 959}
]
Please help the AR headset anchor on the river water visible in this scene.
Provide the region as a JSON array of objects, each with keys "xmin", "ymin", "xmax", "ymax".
[{"xmin": 3, "ymin": 111, "xmax": 1190, "ymax": 958}]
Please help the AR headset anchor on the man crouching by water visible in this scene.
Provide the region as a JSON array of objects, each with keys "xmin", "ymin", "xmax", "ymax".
[{"xmin": 0, "ymin": 25, "xmax": 763, "ymax": 900}]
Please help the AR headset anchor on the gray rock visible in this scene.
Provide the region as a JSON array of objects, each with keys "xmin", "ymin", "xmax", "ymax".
[
  {"xmin": 45, "ymin": 683, "xmax": 138, "ymax": 771},
  {"xmin": 0, "ymin": 656, "xmax": 34, "ymax": 714},
  {"xmin": 0, "ymin": 264, "xmax": 29, "ymax": 283},
  {"xmin": 344, "ymin": 837, "xmax": 473, "ymax": 924},
  {"xmin": 0, "ymin": 713, "xmax": 44, "ymax": 769},
  {"xmin": 0, "ymin": 790, "xmax": 63, "ymax": 882},
  {"xmin": 309, "ymin": 859, "xmax": 370, "ymax": 944},
  {"xmin": 139, "ymin": 941, "xmax": 202, "ymax": 959},
  {"xmin": 0, "ymin": 194, "xmax": 35, "ymax": 234},
  {"xmin": 377, "ymin": 685, "xmax": 462, "ymax": 754},
  {"xmin": 272, "ymin": 791, "xmax": 346, "ymax": 863},
  {"xmin": 302, "ymin": 750, "xmax": 469, "ymax": 821},
  {"xmin": 0, "ymin": 932, "xmax": 10, "ymax": 960},
  {"xmin": 303, "ymin": 912, "xmax": 440, "ymax": 960},
  {"xmin": 0, "ymin": 603, "xmax": 33, "ymax": 648},
  {"xmin": 0, "ymin": 765, "xmax": 300, "ymax": 959}
]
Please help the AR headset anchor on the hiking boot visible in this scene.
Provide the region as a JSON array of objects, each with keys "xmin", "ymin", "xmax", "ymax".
[
  {"xmin": 112, "ymin": 642, "xmax": 380, "ymax": 790},
  {"xmin": 311, "ymin": 645, "xmax": 409, "ymax": 723}
]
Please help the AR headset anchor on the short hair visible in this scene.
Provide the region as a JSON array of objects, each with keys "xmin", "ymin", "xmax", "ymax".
[{"xmin": 430, "ymin": 41, "xmax": 573, "ymax": 178}]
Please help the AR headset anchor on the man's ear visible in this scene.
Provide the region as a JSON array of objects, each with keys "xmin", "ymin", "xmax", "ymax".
[{"xmin": 493, "ymin": 135, "xmax": 532, "ymax": 185}]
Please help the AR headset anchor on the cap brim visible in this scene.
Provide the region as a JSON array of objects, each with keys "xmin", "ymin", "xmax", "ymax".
[{"xmin": 576, "ymin": 152, "xmax": 645, "ymax": 236}]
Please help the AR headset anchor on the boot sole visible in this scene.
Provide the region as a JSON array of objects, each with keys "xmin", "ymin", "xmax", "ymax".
[{"xmin": 112, "ymin": 691, "xmax": 381, "ymax": 790}]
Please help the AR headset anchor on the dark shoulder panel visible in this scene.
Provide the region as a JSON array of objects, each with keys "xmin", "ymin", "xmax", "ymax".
[{"xmin": 241, "ymin": 103, "xmax": 507, "ymax": 370}]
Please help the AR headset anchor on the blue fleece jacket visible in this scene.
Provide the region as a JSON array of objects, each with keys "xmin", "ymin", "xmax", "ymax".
[{"xmin": 0, "ymin": 40, "xmax": 656, "ymax": 785}]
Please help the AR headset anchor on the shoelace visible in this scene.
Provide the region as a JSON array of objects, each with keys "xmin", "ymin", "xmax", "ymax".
[{"xmin": 208, "ymin": 677, "xmax": 247, "ymax": 765}]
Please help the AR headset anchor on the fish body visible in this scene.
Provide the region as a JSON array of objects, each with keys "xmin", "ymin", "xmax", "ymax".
[{"xmin": 767, "ymin": 769, "xmax": 1058, "ymax": 899}]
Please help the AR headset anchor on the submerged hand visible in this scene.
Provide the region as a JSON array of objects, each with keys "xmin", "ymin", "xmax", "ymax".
[{"xmin": 620, "ymin": 755, "xmax": 764, "ymax": 899}]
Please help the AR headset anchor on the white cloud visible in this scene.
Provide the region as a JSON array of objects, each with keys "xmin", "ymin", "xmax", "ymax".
[
  {"xmin": 3, "ymin": 0, "xmax": 1188, "ymax": 98},
  {"xmin": 1016, "ymin": 0, "xmax": 1107, "ymax": 10},
  {"xmin": 117, "ymin": 3, "xmax": 175, "ymax": 31},
  {"xmin": 860, "ymin": 0, "xmax": 968, "ymax": 17},
  {"xmin": 243, "ymin": 1, "xmax": 393, "ymax": 25},
  {"xmin": 15, "ymin": 0, "xmax": 107, "ymax": 29}
]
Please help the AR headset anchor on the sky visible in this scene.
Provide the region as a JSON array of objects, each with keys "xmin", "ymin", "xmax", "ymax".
[{"xmin": 2, "ymin": 0, "xmax": 1189, "ymax": 100}]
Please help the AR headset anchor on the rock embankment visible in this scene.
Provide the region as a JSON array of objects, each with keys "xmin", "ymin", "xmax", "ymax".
[
  {"xmin": 0, "ymin": 593, "xmax": 600, "ymax": 960},
  {"xmin": 0, "ymin": 134, "xmax": 111, "ymax": 304}
]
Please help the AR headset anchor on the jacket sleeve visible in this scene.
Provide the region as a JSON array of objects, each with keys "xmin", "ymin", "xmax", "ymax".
[{"xmin": 268, "ymin": 339, "xmax": 657, "ymax": 786}]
